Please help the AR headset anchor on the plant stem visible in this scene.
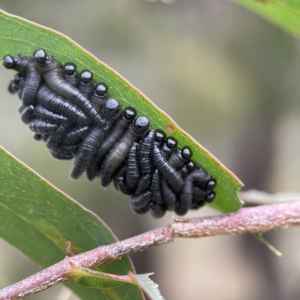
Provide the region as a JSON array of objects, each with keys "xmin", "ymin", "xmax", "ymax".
[{"xmin": 0, "ymin": 201, "xmax": 300, "ymax": 300}]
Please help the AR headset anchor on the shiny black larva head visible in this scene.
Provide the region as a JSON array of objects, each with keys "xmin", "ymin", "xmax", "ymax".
[
  {"xmin": 94, "ymin": 82, "xmax": 108, "ymax": 97},
  {"xmin": 103, "ymin": 98, "xmax": 121, "ymax": 118},
  {"xmin": 132, "ymin": 116, "xmax": 150, "ymax": 135},
  {"xmin": 2, "ymin": 55, "xmax": 15, "ymax": 69},
  {"xmin": 187, "ymin": 161, "xmax": 195, "ymax": 171},
  {"xmin": 154, "ymin": 130, "xmax": 165, "ymax": 143},
  {"xmin": 64, "ymin": 63, "xmax": 77, "ymax": 76},
  {"xmin": 80, "ymin": 70, "xmax": 93, "ymax": 84},
  {"xmin": 182, "ymin": 147, "xmax": 192, "ymax": 160},
  {"xmin": 33, "ymin": 49, "xmax": 48, "ymax": 64},
  {"xmin": 123, "ymin": 107, "xmax": 136, "ymax": 121},
  {"xmin": 207, "ymin": 180, "xmax": 216, "ymax": 190},
  {"xmin": 166, "ymin": 137, "xmax": 177, "ymax": 149},
  {"xmin": 205, "ymin": 192, "xmax": 215, "ymax": 203},
  {"xmin": 105, "ymin": 98, "xmax": 120, "ymax": 110}
]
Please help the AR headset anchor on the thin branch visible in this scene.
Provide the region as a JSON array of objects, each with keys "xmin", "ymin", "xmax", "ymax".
[{"xmin": 1, "ymin": 201, "xmax": 300, "ymax": 300}]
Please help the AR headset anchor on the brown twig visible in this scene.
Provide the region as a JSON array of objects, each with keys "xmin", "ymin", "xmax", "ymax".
[{"xmin": 1, "ymin": 201, "xmax": 300, "ymax": 300}]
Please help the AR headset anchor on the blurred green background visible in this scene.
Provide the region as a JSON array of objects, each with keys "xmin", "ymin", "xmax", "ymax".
[{"xmin": 0, "ymin": 1, "xmax": 300, "ymax": 299}]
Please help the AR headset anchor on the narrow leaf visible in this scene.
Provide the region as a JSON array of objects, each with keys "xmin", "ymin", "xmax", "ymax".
[
  {"xmin": 0, "ymin": 9, "xmax": 243, "ymax": 214},
  {"xmin": 72, "ymin": 268, "xmax": 165, "ymax": 300},
  {"xmin": 72, "ymin": 268, "xmax": 132, "ymax": 288},
  {"xmin": 234, "ymin": 0, "xmax": 300, "ymax": 36},
  {"xmin": 0, "ymin": 147, "xmax": 143, "ymax": 300}
]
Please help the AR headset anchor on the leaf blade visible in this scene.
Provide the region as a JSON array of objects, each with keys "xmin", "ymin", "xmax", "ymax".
[
  {"xmin": 0, "ymin": 146, "xmax": 143, "ymax": 300},
  {"xmin": 0, "ymin": 9, "xmax": 242, "ymax": 214}
]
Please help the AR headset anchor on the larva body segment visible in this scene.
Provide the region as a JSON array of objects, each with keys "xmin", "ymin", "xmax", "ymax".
[
  {"xmin": 29, "ymin": 119, "xmax": 58, "ymax": 134},
  {"xmin": 20, "ymin": 105, "xmax": 34, "ymax": 124},
  {"xmin": 126, "ymin": 143, "xmax": 140, "ymax": 190},
  {"xmin": 3, "ymin": 55, "xmax": 41, "ymax": 105},
  {"xmin": 64, "ymin": 126, "xmax": 90, "ymax": 145},
  {"xmin": 33, "ymin": 49, "xmax": 106, "ymax": 128},
  {"xmin": 36, "ymin": 84, "xmax": 89, "ymax": 125},
  {"xmin": 71, "ymin": 99, "xmax": 122, "ymax": 179},
  {"xmin": 100, "ymin": 116, "xmax": 150, "ymax": 187},
  {"xmin": 33, "ymin": 105, "xmax": 69, "ymax": 124},
  {"xmin": 46, "ymin": 123, "xmax": 73, "ymax": 149},
  {"xmin": 149, "ymin": 202, "xmax": 166, "ymax": 219},
  {"xmin": 153, "ymin": 145, "xmax": 184, "ymax": 193},
  {"xmin": 87, "ymin": 107, "xmax": 137, "ymax": 180}
]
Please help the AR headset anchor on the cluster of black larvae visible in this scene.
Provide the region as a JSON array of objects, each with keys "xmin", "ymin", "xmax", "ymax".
[{"xmin": 3, "ymin": 49, "xmax": 216, "ymax": 218}]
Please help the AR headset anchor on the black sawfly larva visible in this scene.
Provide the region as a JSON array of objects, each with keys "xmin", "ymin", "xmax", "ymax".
[{"xmin": 2, "ymin": 49, "xmax": 216, "ymax": 218}]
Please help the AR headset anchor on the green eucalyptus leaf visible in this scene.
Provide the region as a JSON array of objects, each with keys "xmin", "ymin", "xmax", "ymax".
[
  {"xmin": 0, "ymin": 9, "xmax": 242, "ymax": 213},
  {"xmin": 0, "ymin": 147, "xmax": 143, "ymax": 300},
  {"xmin": 72, "ymin": 268, "xmax": 165, "ymax": 300},
  {"xmin": 234, "ymin": 0, "xmax": 300, "ymax": 36},
  {"xmin": 72, "ymin": 268, "xmax": 130, "ymax": 288}
]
